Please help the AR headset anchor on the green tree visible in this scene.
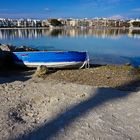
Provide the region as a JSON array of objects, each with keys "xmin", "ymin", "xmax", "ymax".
[
  {"xmin": 132, "ymin": 21, "xmax": 140, "ymax": 27},
  {"xmin": 49, "ymin": 19, "xmax": 62, "ymax": 26}
]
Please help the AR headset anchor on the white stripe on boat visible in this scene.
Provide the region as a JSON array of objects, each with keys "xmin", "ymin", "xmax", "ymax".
[{"xmin": 14, "ymin": 61, "xmax": 88, "ymax": 68}]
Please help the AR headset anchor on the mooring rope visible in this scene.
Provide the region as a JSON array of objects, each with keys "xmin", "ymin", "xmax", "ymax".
[{"xmin": 79, "ymin": 52, "xmax": 90, "ymax": 69}]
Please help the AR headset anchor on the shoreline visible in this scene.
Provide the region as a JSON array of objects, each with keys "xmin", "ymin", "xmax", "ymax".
[
  {"xmin": 1, "ymin": 64, "xmax": 140, "ymax": 89},
  {"xmin": 0, "ymin": 27, "xmax": 140, "ymax": 30}
]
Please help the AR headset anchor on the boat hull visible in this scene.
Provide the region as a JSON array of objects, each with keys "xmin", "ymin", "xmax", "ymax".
[{"xmin": 12, "ymin": 51, "xmax": 89, "ymax": 68}]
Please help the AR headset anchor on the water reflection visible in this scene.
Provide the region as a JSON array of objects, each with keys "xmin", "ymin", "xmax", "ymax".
[
  {"xmin": 128, "ymin": 29, "xmax": 140, "ymax": 39},
  {"xmin": 0, "ymin": 28, "xmax": 140, "ymax": 40}
]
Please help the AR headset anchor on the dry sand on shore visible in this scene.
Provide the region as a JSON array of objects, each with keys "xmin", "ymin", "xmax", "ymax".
[{"xmin": 0, "ymin": 66, "xmax": 140, "ymax": 140}]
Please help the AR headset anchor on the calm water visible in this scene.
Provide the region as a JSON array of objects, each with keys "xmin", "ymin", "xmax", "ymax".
[{"xmin": 0, "ymin": 28, "xmax": 140, "ymax": 66}]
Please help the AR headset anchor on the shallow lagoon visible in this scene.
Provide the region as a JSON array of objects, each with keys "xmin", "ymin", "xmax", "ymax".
[{"xmin": 0, "ymin": 28, "xmax": 140, "ymax": 66}]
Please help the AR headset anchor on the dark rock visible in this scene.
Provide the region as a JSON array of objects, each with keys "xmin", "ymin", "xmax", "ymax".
[
  {"xmin": 14, "ymin": 46, "xmax": 39, "ymax": 52},
  {"xmin": 0, "ymin": 44, "xmax": 40, "ymax": 69},
  {"xmin": 0, "ymin": 45, "xmax": 14, "ymax": 69},
  {"xmin": 0, "ymin": 51, "xmax": 14, "ymax": 69},
  {"xmin": 0, "ymin": 44, "xmax": 39, "ymax": 52}
]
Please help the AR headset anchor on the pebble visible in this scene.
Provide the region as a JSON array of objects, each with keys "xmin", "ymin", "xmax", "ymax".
[{"xmin": 26, "ymin": 112, "xmax": 34, "ymax": 117}]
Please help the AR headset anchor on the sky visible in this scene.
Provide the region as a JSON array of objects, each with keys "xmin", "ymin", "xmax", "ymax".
[{"xmin": 0, "ymin": 0, "xmax": 140, "ymax": 19}]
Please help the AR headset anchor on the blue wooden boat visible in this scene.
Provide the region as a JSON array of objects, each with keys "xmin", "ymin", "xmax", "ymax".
[{"xmin": 12, "ymin": 51, "xmax": 89, "ymax": 68}]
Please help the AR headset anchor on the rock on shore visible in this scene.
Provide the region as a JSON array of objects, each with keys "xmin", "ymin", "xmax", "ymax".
[
  {"xmin": 0, "ymin": 44, "xmax": 39, "ymax": 52},
  {"xmin": 0, "ymin": 44, "xmax": 39, "ymax": 68},
  {"xmin": 34, "ymin": 65, "xmax": 49, "ymax": 77}
]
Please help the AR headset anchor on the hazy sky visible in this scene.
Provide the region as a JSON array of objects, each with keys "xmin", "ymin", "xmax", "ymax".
[{"xmin": 0, "ymin": 0, "xmax": 140, "ymax": 19}]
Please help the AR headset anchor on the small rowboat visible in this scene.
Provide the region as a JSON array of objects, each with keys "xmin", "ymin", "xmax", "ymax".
[{"xmin": 12, "ymin": 51, "xmax": 89, "ymax": 68}]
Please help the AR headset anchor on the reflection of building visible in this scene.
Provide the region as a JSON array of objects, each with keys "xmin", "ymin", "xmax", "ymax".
[
  {"xmin": 128, "ymin": 29, "xmax": 140, "ymax": 39},
  {"xmin": 0, "ymin": 29, "xmax": 44, "ymax": 39},
  {"xmin": 0, "ymin": 28, "xmax": 136, "ymax": 40}
]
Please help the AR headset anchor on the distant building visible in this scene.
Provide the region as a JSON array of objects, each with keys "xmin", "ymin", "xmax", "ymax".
[
  {"xmin": 66, "ymin": 19, "xmax": 79, "ymax": 27},
  {"xmin": 0, "ymin": 17, "xmax": 138, "ymax": 28},
  {"xmin": 42, "ymin": 20, "xmax": 50, "ymax": 27},
  {"xmin": 17, "ymin": 19, "xmax": 26, "ymax": 27}
]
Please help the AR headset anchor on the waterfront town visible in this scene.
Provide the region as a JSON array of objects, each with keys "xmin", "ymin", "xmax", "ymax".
[{"xmin": 0, "ymin": 18, "xmax": 140, "ymax": 28}]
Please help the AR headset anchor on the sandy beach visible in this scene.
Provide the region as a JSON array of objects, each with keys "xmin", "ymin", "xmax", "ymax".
[{"xmin": 0, "ymin": 65, "xmax": 140, "ymax": 140}]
